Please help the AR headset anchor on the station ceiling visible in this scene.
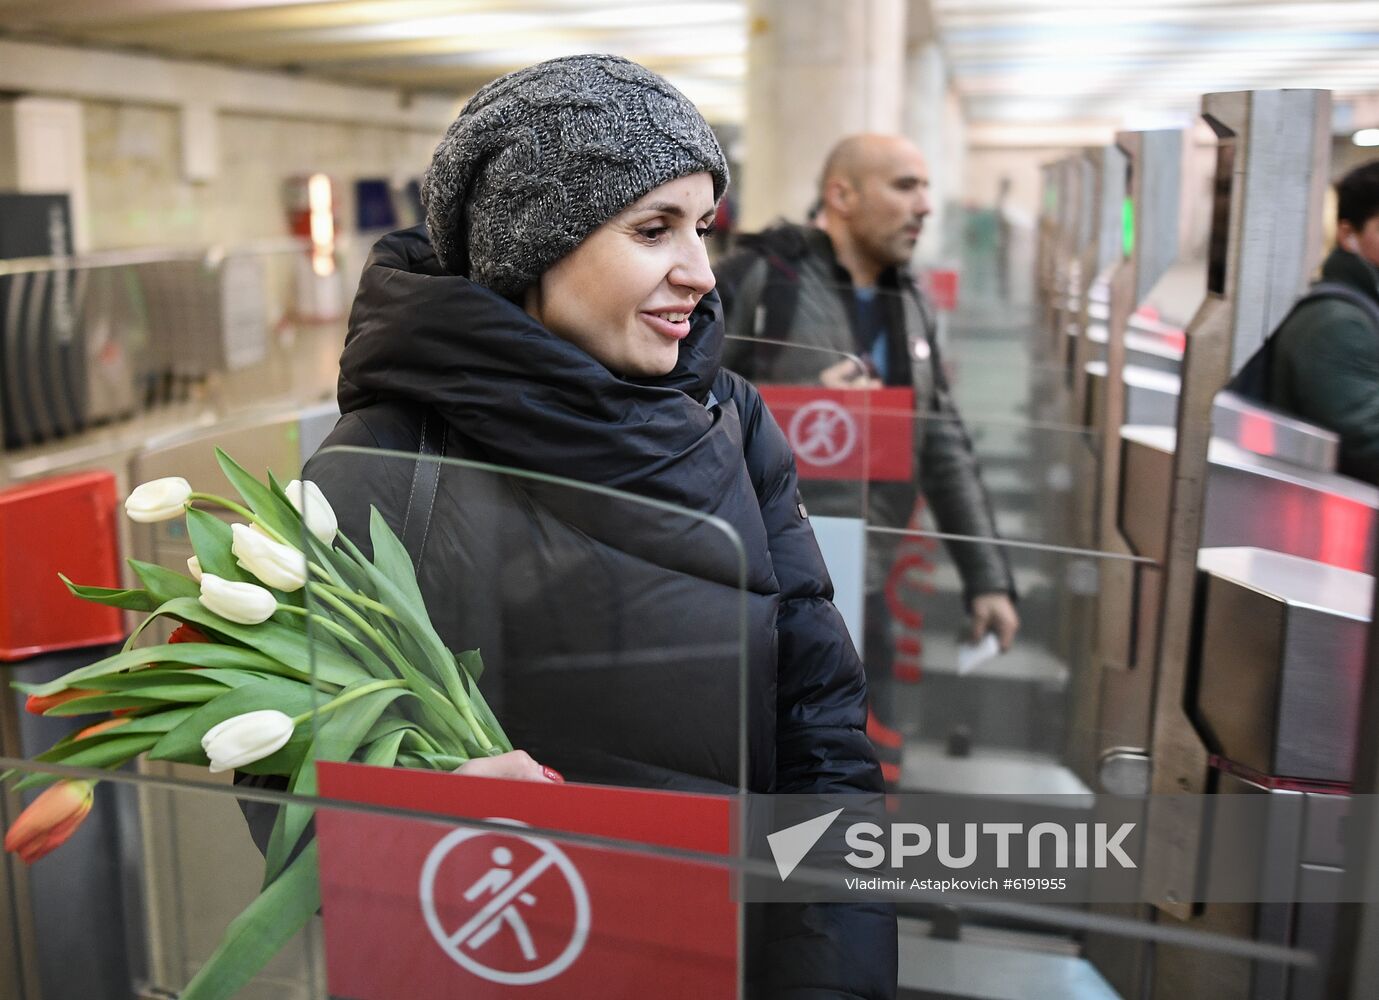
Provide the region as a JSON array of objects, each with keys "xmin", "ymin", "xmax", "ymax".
[{"xmin": 0, "ymin": 0, "xmax": 1376, "ymax": 130}]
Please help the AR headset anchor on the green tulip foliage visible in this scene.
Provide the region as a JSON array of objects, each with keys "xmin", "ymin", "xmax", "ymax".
[{"xmin": 5, "ymin": 449, "xmax": 510, "ymax": 1000}]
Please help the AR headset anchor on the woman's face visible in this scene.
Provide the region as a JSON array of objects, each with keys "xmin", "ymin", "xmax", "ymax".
[{"xmin": 524, "ymin": 172, "xmax": 717, "ymax": 377}]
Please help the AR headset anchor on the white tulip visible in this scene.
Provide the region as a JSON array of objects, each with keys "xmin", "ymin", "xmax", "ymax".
[
  {"xmin": 285, "ymin": 479, "xmax": 338, "ymax": 545},
  {"xmin": 186, "ymin": 556, "xmax": 203, "ymax": 582},
  {"xmin": 124, "ymin": 477, "xmax": 192, "ymax": 523},
  {"xmin": 201, "ymin": 710, "xmax": 294, "ymax": 773},
  {"xmin": 230, "ymin": 523, "xmax": 308, "ymax": 592},
  {"xmin": 198, "ymin": 573, "xmax": 277, "ymax": 625}
]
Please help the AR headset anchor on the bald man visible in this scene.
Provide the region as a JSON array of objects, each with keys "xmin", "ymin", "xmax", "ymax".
[{"xmin": 717, "ymin": 134, "xmax": 1018, "ymax": 735}]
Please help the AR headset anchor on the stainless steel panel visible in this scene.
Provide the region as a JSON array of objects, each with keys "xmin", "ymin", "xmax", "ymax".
[
  {"xmin": 1213, "ymin": 389, "xmax": 1339, "ymax": 473},
  {"xmin": 1086, "ymin": 360, "xmax": 1180, "ymax": 429},
  {"xmin": 1119, "ymin": 426, "xmax": 1378, "ymax": 571},
  {"xmin": 1291, "ymin": 869, "xmax": 1344, "ymax": 1000},
  {"xmin": 1196, "ymin": 547, "xmax": 1371, "ymax": 783},
  {"xmin": 1086, "ymin": 321, "xmax": 1184, "ymax": 373},
  {"xmin": 1300, "ymin": 793, "xmax": 1348, "ymax": 868},
  {"xmin": 1134, "ymin": 129, "xmax": 1184, "ymax": 306},
  {"xmin": 1144, "ymin": 88, "xmax": 1332, "ymax": 925},
  {"xmin": 1095, "ymin": 146, "xmax": 1129, "ymax": 279}
]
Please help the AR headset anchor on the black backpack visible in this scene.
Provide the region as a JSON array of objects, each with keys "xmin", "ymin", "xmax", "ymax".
[{"xmin": 1228, "ymin": 281, "xmax": 1379, "ymax": 401}]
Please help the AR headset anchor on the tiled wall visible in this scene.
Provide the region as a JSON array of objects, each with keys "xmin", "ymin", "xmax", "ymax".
[{"xmin": 83, "ymin": 101, "xmax": 443, "ymax": 250}]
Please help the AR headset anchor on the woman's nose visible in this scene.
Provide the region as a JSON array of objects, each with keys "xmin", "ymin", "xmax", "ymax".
[{"xmin": 672, "ymin": 237, "xmax": 717, "ymax": 295}]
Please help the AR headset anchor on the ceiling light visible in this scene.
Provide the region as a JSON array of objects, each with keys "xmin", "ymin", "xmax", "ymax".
[{"xmin": 1354, "ymin": 128, "xmax": 1379, "ymax": 147}]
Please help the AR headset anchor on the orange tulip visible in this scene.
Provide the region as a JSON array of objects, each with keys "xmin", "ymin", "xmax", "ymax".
[
  {"xmin": 74, "ymin": 717, "xmax": 131, "ymax": 740},
  {"xmin": 4, "ymin": 780, "xmax": 95, "ymax": 863},
  {"xmin": 24, "ymin": 688, "xmax": 99, "ymax": 715}
]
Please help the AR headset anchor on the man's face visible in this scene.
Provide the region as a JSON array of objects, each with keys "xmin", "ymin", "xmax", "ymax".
[
  {"xmin": 841, "ymin": 143, "xmax": 932, "ymax": 269},
  {"xmin": 1343, "ymin": 214, "xmax": 1379, "ymax": 269}
]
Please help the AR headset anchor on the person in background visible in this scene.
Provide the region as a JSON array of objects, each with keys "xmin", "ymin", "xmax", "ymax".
[
  {"xmin": 1263, "ymin": 158, "xmax": 1379, "ymax": 485},
  {"xmin": 716, "ymin": 134, "xmax": 1018, "ymax": 738}
]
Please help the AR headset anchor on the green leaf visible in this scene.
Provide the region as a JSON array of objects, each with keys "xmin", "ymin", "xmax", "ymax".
[
  {"xmin": 263, "ymin": 684, "xmax": 410, "ymax": 885},
  {"xmin": 153, "ymin": 597, "xmax": 371, "ymax": 689},
  {"xmin": 13, "ymin": 733, "xmax": 160, "ymax": 790},
  {"xmin": 413, "ymin": 752, "xmax": 467, "ymax": 770},
  {"xmin": 15, "ymin": 638, "xmax": 331, "ymax": 699},
  {"xmin": 185, "ymin": 507, "xmax": 251, "ymax": 584},
  {"xmin": 296, "ymin": 601, "xmax": 396, "ymax": 683},
  {"xmin": 367, "ymin": 507, "xmax": 427, "ymax": 610},
  {"xmin": 456, "ymin": 650, "xmax": 509, "ymax": 752},
  {"xmin": 59, "ymin": 575, "xmax": 156, "ymax": 612},
  {"xmin": 362, "ymin": 729, "xmax": 406, "ymax": 767},
  {"xmin": 128, "ymin": 558, "xmax": 199, "ymax": 605},
  {"xmin": 179, "ymin": 840, "xmax": 320, "ymax": 1000},
  {"xmin": 339, "ymin": 516, "xmax": 471, "ymax": 714},
  {"xmin": 46, "ymin": 684, "xmax": 228, "ymax": 714},
  {"xmin": 79, "ymin": 668, "xmax": 253, "ymax": 693},
  {"xmin": 147, "ymin": 677, "xmax": 319, "ymax": 766},
  {"xmin": 214, "ymin": 449, "xmax": 301, "ymax": 542}
]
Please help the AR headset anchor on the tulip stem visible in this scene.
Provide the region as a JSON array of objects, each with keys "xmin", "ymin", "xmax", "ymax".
[
  {"xmin": 308, "ymin": 583, "xmax": 397, "ymax": 620},
  {"xmin": 274, "ymin": 605, "xmax": 378, "ymax": 663},
  {"xmin": 187, "ymin": 493, "xmax": 294, "ymax": 547},
  {"xmin": 291, "ymin": 678, "xmax": 409, "ymax": 727}
]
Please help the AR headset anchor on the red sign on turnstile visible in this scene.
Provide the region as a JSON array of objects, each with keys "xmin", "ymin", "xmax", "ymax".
[
  {"xmin": 0, "ymin": 472, "xmax": 124, "ymax": 661},
  {"xmin": 315, "ymin": 762, "xmax": 738, "ymax": 1000},
  {"xmin": 757, "ymin": 386, "xmax": 914, "ymax": 481}
]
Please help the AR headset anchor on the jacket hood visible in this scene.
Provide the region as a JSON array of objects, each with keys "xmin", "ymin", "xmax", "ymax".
[
  {"xmin": 1322, "ymin": 246, "xmax": 1379, "ymax": 305},
  {"xmin": 337, "ymin": 226, "xmax": 765, "ymax": 528}
]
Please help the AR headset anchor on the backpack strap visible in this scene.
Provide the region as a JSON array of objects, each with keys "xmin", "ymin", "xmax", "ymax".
[
  {"xmin": 1227, "ymin": 280, "xmax": 1379, "ymax": 402},
  {"xmin": 400, "ymin": 410, "xmax": 447, "ymax": 571},
  {"xmin": 1296, "ymin": 280, "xmax": 1379, "ymax": 333}
]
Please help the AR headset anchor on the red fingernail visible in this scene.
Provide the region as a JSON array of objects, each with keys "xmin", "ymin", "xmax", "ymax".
[{"xmin": 542, "ymin": 767, "xmax": 564, "ymax": 783}]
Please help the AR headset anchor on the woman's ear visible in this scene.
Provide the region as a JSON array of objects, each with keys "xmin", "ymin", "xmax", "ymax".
[{"xmin": 523, "ymin": 281, "xmax": 544, "ymax": 324}]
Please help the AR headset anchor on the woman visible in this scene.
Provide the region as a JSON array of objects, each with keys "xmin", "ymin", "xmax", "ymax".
[{"xmin": 301, "ymin": 54, "xmax": 895, "ymax": 998}]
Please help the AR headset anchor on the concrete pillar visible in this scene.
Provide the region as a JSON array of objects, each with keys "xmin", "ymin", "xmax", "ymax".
[
  {"xmin": 741, "ymin": 0, "xmax": 906, "ymax": 231},
  {"xmin": 904, "ymin": 39, "xmax": 966, "ymax": 263}
]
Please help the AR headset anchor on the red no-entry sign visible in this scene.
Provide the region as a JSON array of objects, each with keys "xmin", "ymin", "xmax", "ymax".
[
  {"xmin": 315, "ymin": 763, "xmax": 738, "ymax": 999},
  {"xmin": 757, "ymin": 386, "xmax": 915, "ymax": 482}
]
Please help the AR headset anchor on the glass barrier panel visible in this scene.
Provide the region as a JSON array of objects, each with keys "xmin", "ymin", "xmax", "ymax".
[{"xmin": 0, "ymin": 236, "xmax": 386, "ymax": 486}]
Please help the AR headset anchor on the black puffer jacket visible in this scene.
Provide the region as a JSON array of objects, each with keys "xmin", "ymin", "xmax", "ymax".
[{"xmin": 304, "ymin": 226, "xmax": 896, "ymax": 998}]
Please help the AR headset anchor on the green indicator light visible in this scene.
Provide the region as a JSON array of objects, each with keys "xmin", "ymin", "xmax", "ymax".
[{"xmin": 1122, "ymin": 197, "xmax": 1135, "ymax": 258}]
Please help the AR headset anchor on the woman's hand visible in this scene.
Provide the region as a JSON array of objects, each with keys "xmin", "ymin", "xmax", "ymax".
[{"xmin": 454, "ymin": 749, "xmax": 564, "ymax": 783}]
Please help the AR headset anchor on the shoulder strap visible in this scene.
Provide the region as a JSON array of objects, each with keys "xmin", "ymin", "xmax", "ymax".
[
  {"xmin": 1298, "ymin": 280, "xmax": 1379, "ymax": 333},
  {"xmin": 1227, "ymin": 280, "xmax": 1379, "ymax": 402},
  {"xmin": 400, "ymin": 410, "xmax": 447, "ymax": 571}
]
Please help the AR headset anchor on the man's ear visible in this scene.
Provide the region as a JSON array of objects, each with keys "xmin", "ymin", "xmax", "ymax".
[
  {"xmin": 822, "ymin": 177, "xmax": 855, "ymax": 216},
  {"xmin": 1339, "ymin": 220, "xmax": 1361, "ymax": 254}
]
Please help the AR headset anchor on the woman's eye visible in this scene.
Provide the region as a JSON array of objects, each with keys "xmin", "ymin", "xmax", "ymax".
[
  {"xmin": 638, "ymin": 226, "xmax": 669, "ymax": 242},
  {"xmin": 697, "ymin": 224, "xmax": 716, "ymax": 240}
]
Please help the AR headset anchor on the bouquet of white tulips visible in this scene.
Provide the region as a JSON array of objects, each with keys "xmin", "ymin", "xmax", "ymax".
[{"xmin": 4, "ymin": 449, "xmax": 510, "ymax": 1000}]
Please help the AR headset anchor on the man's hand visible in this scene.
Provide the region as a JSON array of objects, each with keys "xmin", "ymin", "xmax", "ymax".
[
  {"xmin": 454, "ymin": 749, "xmax": 563, "ymax": 783},
  {"xmin": 819, "ymin": 357, "xmax": 882, "ymax": 389},
  {"xmin": 969, "ymin": 593, "xmax": 1020, "ymax": 652}
]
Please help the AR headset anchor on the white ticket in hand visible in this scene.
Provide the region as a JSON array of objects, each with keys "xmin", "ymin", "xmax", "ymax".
[{"xmin": 956, "ymin": 632, "xmax": 1001, "ymax": 675}]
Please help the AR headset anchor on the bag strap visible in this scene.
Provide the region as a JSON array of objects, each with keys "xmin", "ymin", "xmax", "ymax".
[
  {"xmin": 1297, "ymin": 280, "xmax": 1379, "ymax": 334},
  {"xmin": 400, "ymin": 410, "xmax": 446, "ymax": 572}
]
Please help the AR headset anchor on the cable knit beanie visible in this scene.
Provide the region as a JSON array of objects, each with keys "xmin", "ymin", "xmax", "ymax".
[{"xmin": 421, "ymin": 53, "xmax": 729, "ymax": 298}]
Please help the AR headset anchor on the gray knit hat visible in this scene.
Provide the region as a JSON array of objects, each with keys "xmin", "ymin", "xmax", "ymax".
[{"xmin": 421, "ymin": 53, "xmax": 729, "ymax": 297}]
